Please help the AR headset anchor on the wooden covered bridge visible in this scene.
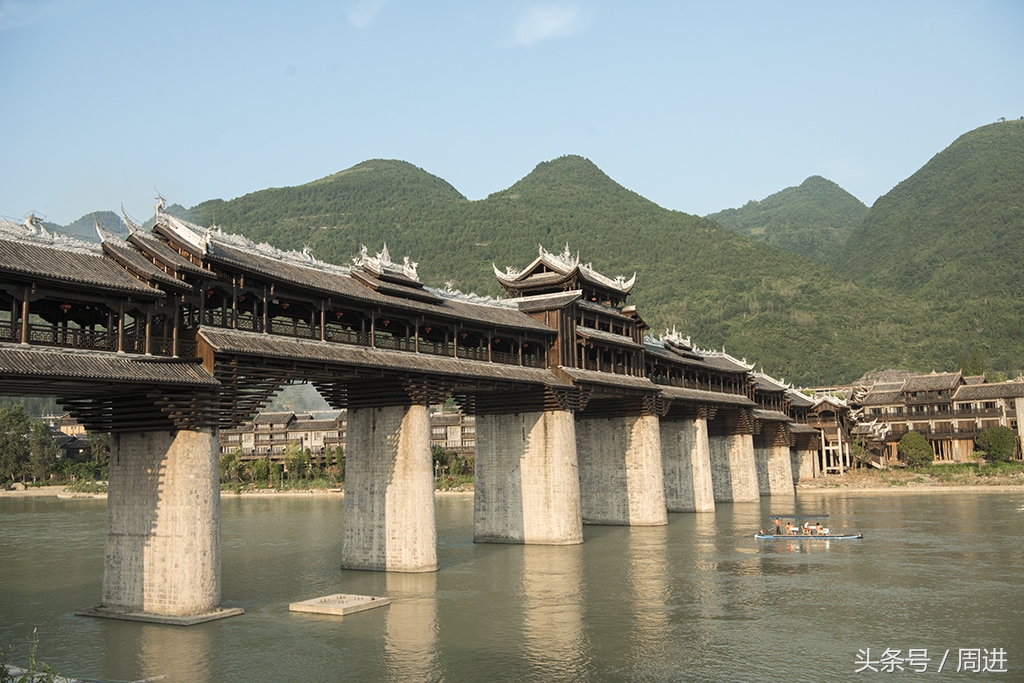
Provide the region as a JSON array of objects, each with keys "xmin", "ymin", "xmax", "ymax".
[{"xmin": 0, "ymin": 209, "xmax": 815, "ymax": 624}]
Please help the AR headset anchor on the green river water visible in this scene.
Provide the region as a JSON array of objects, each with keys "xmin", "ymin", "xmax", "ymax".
[{"xmin": 2, "ymin": 490, "xmax": 1022, "ymax": 682}]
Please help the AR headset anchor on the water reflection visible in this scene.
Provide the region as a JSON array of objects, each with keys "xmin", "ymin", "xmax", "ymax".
[
  {"xmin": 621, "ymin": 525, "xmax": 673, "ymax": 677},
  {"xmin": 521, "ymin": 545, "xmax": 586, "ymax": 678},
  {"xmin": 382, "ymin": 572, "xmax": 438, "ymax": 683},
  {"xmin": 3, "ymin": 493, "xmax": 1024, "ymax": 682}
]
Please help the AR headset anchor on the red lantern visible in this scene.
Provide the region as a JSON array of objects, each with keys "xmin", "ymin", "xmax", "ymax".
[
  {"xmin": 335, "ymin": 311, "xmax": 343, "ymax": 319},
  {"xmin": 238, "ymin": 295, "xmax": 246, "ymax": 302},
  {"xmin": 424, "ymin": 326, "xmax": 432, "ymax": 333},
  {"xmin": 493, "ymin": 338, "xmax": 501, "ymax": 344},
  {"xmin": 281, "ymin": 302, "xmax": 290, "ymax": 310},
  {"xmin": 460, "ymin": 331, "xmax": 467, "ymax": 338},
  {"xmin": 382, "ymin": 319, "xmax": 390, "ymax": 326},
  {"xmin": 60, "ymin": 302, "xmax": 72, "ymax": 313}
]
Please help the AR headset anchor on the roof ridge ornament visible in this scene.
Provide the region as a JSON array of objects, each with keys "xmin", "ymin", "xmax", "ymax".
[
  {"xmin": 659, "ymin": 325, "xmax": 692, "ymax": 350},
  {"xmin": 352, "ymin": 243, "xmax": 420, "ymax": 281}
]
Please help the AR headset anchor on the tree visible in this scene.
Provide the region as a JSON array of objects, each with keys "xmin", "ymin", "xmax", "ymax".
[
  {"xmin": 0, "ymin": 405, "xmax": 31, "ymax": 482},
  {"xmin": 284, "ymin": 441, "xmax": 310, "ymax": 479},
  {"xmin": 957, "ymin": 346, "xmax": 985, "ymax": 376},
  {"xmin": 28, "ymin": 421, "xmax": 59, "ymax": 481},
  {"xmin": 976, "ymin": 425, "xmax": 1017, "ymax": 462},
  {"xmin": 897, "ymin": 430, "xmax": 934, "ymax": 467}
]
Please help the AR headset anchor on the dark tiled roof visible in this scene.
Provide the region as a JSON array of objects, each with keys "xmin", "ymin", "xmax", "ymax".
[
  {"xmin": 512, "ymin": 290, "xmax": 582, "ymax": 312},
  {"xmin": 859, "ymin": 381, "xmax": 906, "ymax": 406},
  {"xmin": 694, "ymin": 351, "xmax": 754, "ymax": 374},
  {"xmin": 575, "ymin": 326, "xmax": 644, "ymax": 350},
  {"xmin": 789, "ymin": 423, "xmax": 819, "ymax": 434},
  {"xmin": 101, "ymin": 240, "xmax": 194, "ymax": 293},
  {"xmin": 128, "ymin": 231, "xmax": 210, "ymax": 277},
  {"xmin": 0, "ymin": 238, "xmax": 164, "ymax": 297},
  {"xmin": 786, "ymin": 390, "xmax": 815, "ymax": 408},
  {"xmin": 199, "ymin": 327, "xmax": 568, "ymax": 386},
  {"xmin": 753, "ymin": 373, "xmax": 788, "ymax": 393},
  {"xmin": 643, "ymin": 343, "xmax": 709, "ymax": 368},
  {"xmin": 754, "ymin": 408, "xmax": 793, "ymax": 423},
  {"xmin": 253, "ymin": 411, "xmax": 295, "ymax": 424},
  {"xmin": 288, "ymin": 419, "xmax": 341, "ymax": 431},
  {"xmin": 953, "ymin": 382, "xmax": 1024, "ymax": 401},
  {"xmin": 0, "ymin": 345, "xmax": 217, "ymax": 387},
  {"xmin": 903, "ymin": 372, "xmax": 962, "ymax": 392},
  {"xmin": 202, "ymin": 241, "xmax": 554, "ymax": 334},
  {"xmin": 963, "ymin": 375, "xmax": 987, "ymax": 385},
  {"xmin": 556, "ymin": 366, "xmax": 659, "ymax": 392},
  {"xmin": 658, "ymin": 385, "xmax": 755, "ymax": 407},
  {"xmin": 859, "ymin": 389, "xmax": 904, "ymax": 406}
]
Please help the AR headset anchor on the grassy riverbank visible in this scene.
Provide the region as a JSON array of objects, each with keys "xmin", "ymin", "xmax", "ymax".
[{"xmin": 797, "ymin": 461, "xmax": 1024, "ymax": 490}]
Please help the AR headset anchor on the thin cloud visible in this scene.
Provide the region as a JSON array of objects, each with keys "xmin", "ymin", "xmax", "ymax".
[
  {"xmin": 512, "ymin": 5, "xmax": 584, "ymax": 47},
  {"xmin": 0, "ymin": 0, "xmax": 38, "ymax": 30},
  {"xmin": 0, "ymin": 0, "xmax": 83, "ymax": 31},
  {"xmin": 347, "ymin": 0, "xmax": 387, "ymax": 29}
]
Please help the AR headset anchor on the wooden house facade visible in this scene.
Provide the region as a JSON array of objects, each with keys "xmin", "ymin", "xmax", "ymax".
[{"xmin": 856, "ymin": 371, "xmax": 1024, "ymax": 463}]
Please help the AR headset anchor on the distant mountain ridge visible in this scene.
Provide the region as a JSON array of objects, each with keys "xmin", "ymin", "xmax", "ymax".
[
  {"xmin": 706, "ymin": 175, "xmax": 868, "ymax": 265},
  {"xmin": 180, "ymin": 155, "xmax": 953, "ymax": 386},
  {"xmin": 30, "ymin": 123, "xmax": 1024, "ymax": 384}
]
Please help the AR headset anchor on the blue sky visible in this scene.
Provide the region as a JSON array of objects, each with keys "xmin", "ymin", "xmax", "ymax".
[{"xmin": 1, "ymin": 1, "xmax": 1022, "ymax": 226}]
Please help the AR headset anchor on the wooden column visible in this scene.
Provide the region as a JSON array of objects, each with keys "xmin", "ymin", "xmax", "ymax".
[
  {"xmin": 117, "ymin": 300, "xmax": 125, "ymax": 353},
  {"xmin": 144, "ymin": 304, "xmax": 152, "ymax": 355},
  {"xmin": 262, "ymin": 287, "xmax": 269, "ymax": 334},
  {"xmin": 19, "ymin": 286, "xmax": 29, "ymax": 345},
  {"xmin": 172, "ymin": 297, "xmax": 180, "ymax": 357},
  {"xmin": 231, "ymin": 279, "xmax": 238, "ymax": 329}
]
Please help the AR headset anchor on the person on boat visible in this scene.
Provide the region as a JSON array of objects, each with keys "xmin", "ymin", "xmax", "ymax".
[
  {"xmin": 815, "ymin": 522, "xmax": 824, "ymax": 535},
  {"xmin": 774, "ymin": 518, "xmax": 781, "ymax": 535},
  {"xmin": 803, "ymin": 521, "xmax": 811, "ymax": 535},
  {"xmin": 785, "ymin": 522, "xmax": 794, "ymax": 535}
]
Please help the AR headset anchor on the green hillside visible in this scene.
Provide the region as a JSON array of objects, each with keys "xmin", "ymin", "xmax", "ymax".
[
  {"xmin": 186, "ymin": 155, "xmax": 963, "ymax": 386},
  {"xmin": 839, "ymin": 119, "xmax": 1024, "ymax": 372},
  {"xmin": 707, "ymin": 176, "xmax": 868, "ymax": 264},
  {"xmin": 841, "ymin": 120, "xmax": 1024, "ymax": 298}
]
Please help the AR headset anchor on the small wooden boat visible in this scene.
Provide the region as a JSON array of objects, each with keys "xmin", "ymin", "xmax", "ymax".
[
  {"xmin": 754, "ymin": 532, "xmax": 863, "ymax": 540},
  {"xmin": 756, "ymin": 514, "xmax": 863, "ymax": 540}
]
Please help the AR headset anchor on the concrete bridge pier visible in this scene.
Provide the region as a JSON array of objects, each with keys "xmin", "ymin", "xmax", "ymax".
[
  {"xmin": 708, "ymin": 408, "xmax": 760, "ymax": 503},
  {"xmin": 78, "ymin": 427, "xmax": 242, "ymax": 625},
  {"xmin": 754, "ymin": 421, "xmax": 795, "ymax": 496},
  {"xmin": 575, "ymin": 404, "xmax": 668, "ymax": 526},
  {"xmin": 473, "ymin": 406, "xmax": 583, "ymax": 545},
  {"xmin": 660, "ymin": 408, "xmax": 715, "ymax": 513},
  {"xmin": 342, "ymin": 402, "xmax": 437, "ymax": 572}
]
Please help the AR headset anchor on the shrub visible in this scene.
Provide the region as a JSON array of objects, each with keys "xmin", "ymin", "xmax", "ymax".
[
  {"xmin": 976, "ymin": 425, "xmax": 1017, "ymax": 462},
  {"xmin": 897, "ymin": 431, "xmax": 934, "ymax": 468}
]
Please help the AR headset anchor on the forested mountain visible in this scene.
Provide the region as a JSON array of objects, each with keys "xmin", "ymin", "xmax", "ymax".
[
  {"xmin": 839, "ymin": 119, "xmax": 1024, "ymax": 372},
  {"xmin": 36, "ymin": 121, "xmax": 1020, "ymax": 386},
  {"xmin": 706, "ymin": 176, "xmax": 868, "ymax": 264},
  {"xmin": 184, "ymin": 156, "xmax": 961, "ymax": 386}
]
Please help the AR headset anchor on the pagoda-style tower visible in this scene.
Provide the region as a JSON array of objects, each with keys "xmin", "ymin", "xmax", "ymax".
[{"xmin": 495, "ymin": 245, "xmax": 646, "ymax": 376}]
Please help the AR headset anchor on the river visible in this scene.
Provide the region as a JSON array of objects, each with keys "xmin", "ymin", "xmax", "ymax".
[{"xmin": 2, "ymin": 490, "xmax": 1022, "ymax": 682}]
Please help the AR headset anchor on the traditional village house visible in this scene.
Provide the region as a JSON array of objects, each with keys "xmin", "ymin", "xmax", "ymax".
[
  {"xmin": 855, "ymin": 371, "xmax": 1024, "ymax": 463},
  {"xmin": 805, "ymin": 394, "xmax": 854, "ymax": 473},
  {"xmin": 429, "ymin": 410, "xmax": 476, "ymax": 455}
]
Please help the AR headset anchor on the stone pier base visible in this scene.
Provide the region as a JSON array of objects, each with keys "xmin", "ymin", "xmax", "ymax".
[
  {"xmin": 709, "ymin": 433, "xmax": 759, "ymax": 503},
  {"xmin": 342, "ymin": 404, "xmax": 437, "ymax": 572},
  {"xmin": 755, "ymin": 422, "xmax": 795, "ymax": 496},
  {"xmin": 474, "ymin": 410, "xmax": 582, "ymax": 545},
  {"xmin": 77, "ymin": 428, "xmax": 241, "ymax": 624},
  {"xmin": 794, "ymin": 448, "xmax": 818, "ymax": 484},
  {"xmin": 660, "ymin": 416, "xmax": 715, "ymax": 513},
  {"xmin": 576, "ymin": 414, "xmax": 667, "ymax": 526}
]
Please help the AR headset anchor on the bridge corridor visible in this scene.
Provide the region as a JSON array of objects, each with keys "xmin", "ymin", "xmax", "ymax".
[{"xmin": 0, "ymin": 209, "xmax": 812, "ymax": 624}]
